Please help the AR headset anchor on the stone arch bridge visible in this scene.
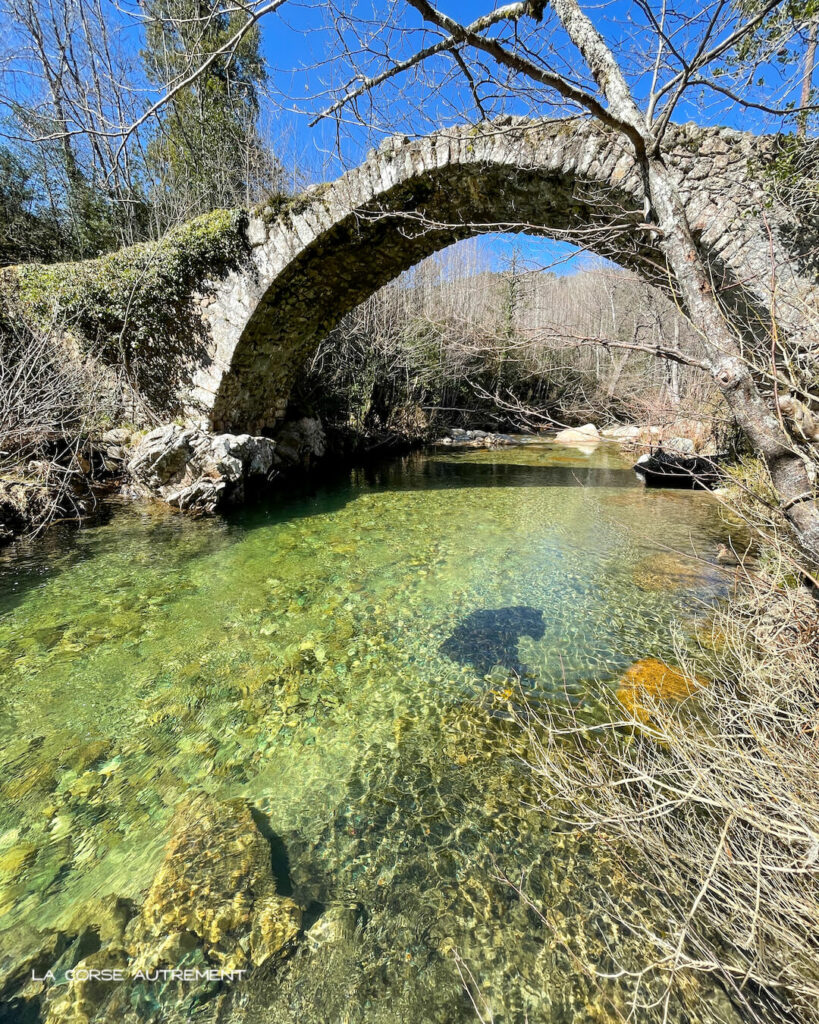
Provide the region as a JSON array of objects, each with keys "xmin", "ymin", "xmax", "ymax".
[{"xmin": 187, "ymin": 117, "xmax": 816, "ymax": 434}]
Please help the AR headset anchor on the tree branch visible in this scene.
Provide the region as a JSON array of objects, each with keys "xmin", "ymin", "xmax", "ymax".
[
  {"xmin": 405, "ymin": 0, "xmax": 640, "ymax": 139},
  {"xmin": 548, "ymin": 0, "xmax": 645, "ymax": 140}
]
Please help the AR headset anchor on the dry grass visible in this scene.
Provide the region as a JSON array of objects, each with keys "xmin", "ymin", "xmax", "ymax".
[
  {"xmin": 514, "ymin": 556, "xmax": 819, "ymax": 1023},
  {"xmin": 0, "ymin": 299, "xmax": 119, "ymax": 535}
]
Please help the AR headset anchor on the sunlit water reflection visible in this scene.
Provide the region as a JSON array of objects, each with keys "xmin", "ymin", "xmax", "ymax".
[{"xmin": 0, "ymin": 443, "xmax": 745, "ymax": 1022}]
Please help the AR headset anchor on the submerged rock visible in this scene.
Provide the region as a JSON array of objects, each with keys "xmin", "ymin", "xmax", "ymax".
[
  {"xmin": 65, "ymin": 896, "xmax": 136, "ymax": 949},
  {"xmin": 26, "ymin": 794, "xmax": 303, "ymax": 1023},
  {"xmin": 0, "ymin": 926, "xmax": 71, "ymax": 1010},
  {"xmin": 249, "ymin": 894, "xmax": 302, "ymax": 966},
  {"xmin": 0, "ymin": 842, "xmax": 37, "ymax": 879},
  {"xmin": 128, "ymin": 792, "xmax": 301, "ymax": 973},
  {"xmin": 127, "ymin": 425, "xmax": 276, "ymax": 513},
  {"xmin": 304, "ymin": 905, "xmax": 359, "ymax": 950},
  {"xmin": 43, "ymin": 946, "xmax": 127, "ymax": 1024},
  {"xmin": 616, "ymin": 658, "xmax": 704, "ymax": 725}
]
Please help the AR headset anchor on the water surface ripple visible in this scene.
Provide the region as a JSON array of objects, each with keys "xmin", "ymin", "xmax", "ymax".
[{"xmin": 0, "ymin": 443, "xmax": 743, "ymax": 1022}]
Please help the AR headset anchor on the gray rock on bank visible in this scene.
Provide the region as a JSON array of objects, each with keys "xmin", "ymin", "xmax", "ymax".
[
  {"xmin": 127, "ymin": 425, "xmax": 277, "ymax": 513},
  {"xmin": 97, "ymin": 427, "xmax": 134, "ymax": 472},
  {"xmin": 274, "ymin": 416, "xmax": 327, "ymax": 464},
  {"xmin": 127, "ymin": 418, "xmax": 326, "ymax": 514},
  {"xmin": 600, "ymin": 424, "xmax": 640, "ymax": 441},
  {"xmin": 665, "ymin": 436, "xmax": 697, "ymax": 455}
]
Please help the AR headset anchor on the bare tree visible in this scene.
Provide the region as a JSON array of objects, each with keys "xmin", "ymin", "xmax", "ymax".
[
  {"xmin": 0, "ymin": 0, "xmax": 151, "ymax": 250},
  {"xmin": 299, "ymin": 241, "xmax": 716, "ymax": 441},
  {"xmin": 799, "ymin": 16, "xmax": 818, "ymax": 139},
  {"xmin": 0, "ymin": 0, "xmax": 291, "ymax": 252}
]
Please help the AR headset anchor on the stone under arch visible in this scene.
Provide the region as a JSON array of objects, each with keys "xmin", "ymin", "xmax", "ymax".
[{"xmin": 188, "ymin": 118, "xmax": 814, "ymax": 434}]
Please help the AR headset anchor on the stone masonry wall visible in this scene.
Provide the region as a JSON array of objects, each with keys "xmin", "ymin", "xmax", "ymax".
[{"xmin": 184, "ymin": 118, "xmax": 817, "ymax": 434}]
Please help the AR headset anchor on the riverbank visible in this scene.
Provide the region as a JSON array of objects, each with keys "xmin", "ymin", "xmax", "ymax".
[
  {"xmin": 0, "ymin": 428, "xmax": 134, "ymax": 544},
  {"xmin": 0, "ymin": 416, "xmax": 329, "ymax": 546},
  {"xmin": 0, "ymin": 409, "xmax": 723, "ymax": 547},
  {"xmin": 521, "ymin": 545, "xmax": 819, "ymax": 1024}
]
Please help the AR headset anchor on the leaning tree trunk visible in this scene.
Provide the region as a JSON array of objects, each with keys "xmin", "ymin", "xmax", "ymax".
[
  {"xmin": 544, "ymin": 0, "xmax": 819, "ymax": 560},
  {"xmin": 647, "ymin": 157, "xmax": 819, "ymax": 560}
]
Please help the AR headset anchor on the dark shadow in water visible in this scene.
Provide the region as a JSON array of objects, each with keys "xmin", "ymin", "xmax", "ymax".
[
  {"xmin": 441, "ymin": 606, "xmax": 545, "ymax": 677},
  {"xmin": 249, "ymin": 806, "xmax": 294, "ymax": 897},
  {"xmin": 353, "ymin": 456, "xmax": 638, "ymax": 493},
  {"xmin": 301, "ymin": 899, "xmax": 326, "ymax": 931}
]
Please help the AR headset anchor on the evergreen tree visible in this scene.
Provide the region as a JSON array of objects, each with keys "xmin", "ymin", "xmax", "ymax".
[
  {"xmin": 0, "ymin": 145, "xmax": 67, "ymax": 265},
  {"xmin": 142, "ymin": 0, "xmax": 275, "ymax": 222}
]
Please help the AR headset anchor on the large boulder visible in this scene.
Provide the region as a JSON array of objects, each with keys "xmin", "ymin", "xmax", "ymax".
[
  {"xmin": 554, "ymin": 424, "xmax": 599, "ymax": 444},
  {"xmin": 601, "ymin": 424, "xmax": 640, "ymax": 441},
  {"xmin": 127, "ymin": 793, "xmax": 301, "ymax": 975},
  {"xmin": 274, "ymin": 417, "xmax": 326, "ymax": 467},
  {"xmin": 127, "ymin": 425, "xmax": 276, "ymax": 513}
]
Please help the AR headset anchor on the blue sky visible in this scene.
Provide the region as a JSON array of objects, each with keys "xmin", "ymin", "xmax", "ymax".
[
  {"xmin": 249, "ymin": 0, "xmax": 806, "ymax": 273},
  {"xmin": 259, "ymin": 0, "xmax": 800, "ymax": 167}
]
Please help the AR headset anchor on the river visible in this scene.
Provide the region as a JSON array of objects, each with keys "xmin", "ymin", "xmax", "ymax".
[{"xmin": 0, "ymin": 442, "xmax": 745, "ymax": 1023}]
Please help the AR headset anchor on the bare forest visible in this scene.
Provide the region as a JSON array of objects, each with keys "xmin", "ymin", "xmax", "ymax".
[{"xmin": 300, "ymin": 245, "xmax": 717, "ymax": 444}]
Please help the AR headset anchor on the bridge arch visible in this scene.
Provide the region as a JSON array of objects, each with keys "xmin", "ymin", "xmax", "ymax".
[{"xmin": 188, "ymin": 118, "xmax": 810, "ymax": 434}]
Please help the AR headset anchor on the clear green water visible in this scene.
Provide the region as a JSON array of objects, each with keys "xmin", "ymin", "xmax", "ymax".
[{"xmin": 0, "ymin": 444, "xmax": 744, "ymax": 1022}]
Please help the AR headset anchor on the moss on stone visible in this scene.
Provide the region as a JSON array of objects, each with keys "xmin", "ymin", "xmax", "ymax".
[
  {"xmin": 1, "ymin": 207, "xmax": 250, "ymax": 362},
  {"xmin": 256, "ymin": 183, "xmax": 332, "ymax": 225},
  {"xmin": 257, "ymin": 192, "xmax": 292, "ymax": 223}
]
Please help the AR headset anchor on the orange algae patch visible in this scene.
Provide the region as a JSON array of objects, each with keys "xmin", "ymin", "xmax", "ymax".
[{"xmin": 616, "ymin": 657, "xmax": 705, "ymax": 724}]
